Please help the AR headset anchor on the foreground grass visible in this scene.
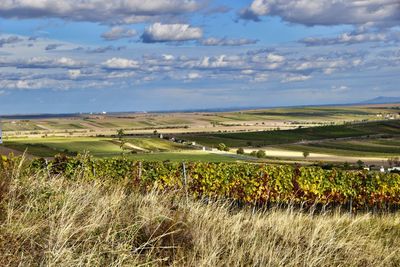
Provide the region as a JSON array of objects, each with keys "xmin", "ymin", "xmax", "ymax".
[{"xmin": 1, "ymin": 166, "xmax": 400, "ymax": 266}]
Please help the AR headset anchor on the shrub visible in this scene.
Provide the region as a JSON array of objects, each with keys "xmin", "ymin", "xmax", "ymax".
[
  {"xmin": 256, "ymin": 150, "xmax": 266, "ymax": 158},
  {"xmin": 236, "ymin": 148, "xmax": 244, "ymax": 154}
]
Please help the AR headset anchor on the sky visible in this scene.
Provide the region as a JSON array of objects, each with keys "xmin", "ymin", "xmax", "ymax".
[{"xmin": 0, "ymin": 0, "xmax": 399, "ymax": 114}]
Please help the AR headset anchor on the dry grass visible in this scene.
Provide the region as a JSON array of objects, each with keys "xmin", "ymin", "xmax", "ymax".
[{"xmin": 0, "ymin": 162, "xmax": 400, "ymax": 266}]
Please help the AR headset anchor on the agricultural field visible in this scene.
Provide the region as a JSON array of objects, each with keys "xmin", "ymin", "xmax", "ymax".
[
  {"xmin": 1, "ymin": 104, "xmax": 399, "ymax": 138},
  {"xmin": 280, "ymin": 137, "xmax": 400, "ymax": 157},
  {"xmin": 179, "ymin": 120, "xmax": 400, "ymax": 147},
  {"xmin": 1, "ymin": 104, "xmax": 399, "ymax": 163},
  {"xmin": 2, "ymin": 137, "xmax": 244, "ymax": 162}
]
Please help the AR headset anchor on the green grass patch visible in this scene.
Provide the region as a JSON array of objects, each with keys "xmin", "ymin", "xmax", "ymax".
[
  {"xmin": 4, "ymin": 137, "xmax": 124, "ymax": 157},
  {"xmin": 126, "ymin": 151, "xmax": 242, "ymax": 162},
  {"xmin": 124, "ymin": 138, "xmax": 191, "ymax": 152}
]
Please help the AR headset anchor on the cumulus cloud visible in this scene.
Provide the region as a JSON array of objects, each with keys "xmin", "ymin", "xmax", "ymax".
[
  {"xmin": 142, "ymin": 23, "xmax": 203, "ymax": 43},
  {"xmin": 0, "ymin": 35, "xmax": 23, "ymax": 47},
  {"xmin": 0, "ymin": 0, "xmax": 201, "ymax": 24},
  {"xmin": 239, "ymin": 0, "xmax": 400, "ymax": 27},
  {"xmin": 301, "ymin": 30, "xmax": 400, "ymax": 46},
  {"xmin": 12, "ymin": 57, "xmax": 86, "ymax": 69},
  {"xmin": 266, "ymin": 53, "xmax": 285, "ymax": 63},
  {"xmin": 200, "ymin": 37, "xmax": 258, "ymax": 46},
  {"xmin": 282, "ymin": 74, "xmax": 312, "ymax": 83},
  {"xmin": 101, "ymin": 27, "xmax": 137, "ymax": 41},
  {"xmin": 102, "ymin": 57, "xmax": 140, "ymax": 70}
]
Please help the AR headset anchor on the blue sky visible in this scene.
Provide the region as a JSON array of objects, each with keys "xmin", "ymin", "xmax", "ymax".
[{"xmin": 0, "ymin": 0, "xmax": 399, "ymax": 114}]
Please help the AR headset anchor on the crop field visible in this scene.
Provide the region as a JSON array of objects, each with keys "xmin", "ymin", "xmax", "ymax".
[
  {"xmin": 126, "ymin": 151, "xmax": 244, "ymax": 162},
  {"xmin": 2, "ymin": 137, "xmax": 244, "ymax": 162},
  {"xmin": 4, "ymin": 137, "xmax": 124, "ymax": 157},
  {"xmin": 179, "ymin": 120, "xmax": 400, "ymax": 148},
  {"xmin": 280, "ymin": 137, "xmax": 400, "ymax": 157},
  {"xmin": 1, "ymin": 105, "xmax": 399, "ymax": 163},
  {"xmin": 124, "ymin": 137, "xmax": 191, "ymax": 152},
  {"xmin": 2, "ymin": 104, "xmax": 398, "ymax": 135}
]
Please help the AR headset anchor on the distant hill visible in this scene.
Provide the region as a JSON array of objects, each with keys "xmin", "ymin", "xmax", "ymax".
[{"xmin": 359, "ymin": 96, "xmax": 400, "ymax": 105}]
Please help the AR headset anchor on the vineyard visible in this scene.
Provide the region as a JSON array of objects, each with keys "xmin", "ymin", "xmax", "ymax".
[{"xmin": 4, "ymin": 154, "xmax": 399, "ymax": 212}]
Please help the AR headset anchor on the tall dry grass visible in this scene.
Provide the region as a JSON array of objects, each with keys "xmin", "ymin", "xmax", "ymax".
[{"xmin": 0, "ymin": 159, "xmax": 399, "ymax": 266}]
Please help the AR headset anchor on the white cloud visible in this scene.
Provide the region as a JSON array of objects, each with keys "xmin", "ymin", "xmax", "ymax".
[
  {"xmin": 162, "ymin": 54, "xmax": 175, "ymax": 61},
  {"xmin": 301, "ymin": 30, "xmax": 400, "ymax": 46},
  {"xmin": 68, "ymin": 69, "xmax": 81, "ymax": 79},
  {"xmin": 282, "ymin": 74, "xmax": 312, "ymax": 83},
  {"xmin": 0, "ymin": 0, "xmax": 201, "ymax": 24},
  {"xmin": 142, "ymin": 23, "xmax": 203, "ymax": 43},
  {"xmin": 11, "ymin": 57, "xmax": 87, "ymax": 69},
  {"xmin": 331, "ymin": 85, "xmax": 350, "ymax": 93},
  {"xmin": 187, "ymin": 72, "xmax": 201, "ymax": 80},
  {"xmin": 102, "ymin": 57, "xmax": 139, "ymax": 70},
  {"xmin": 266, "ymin": 53, "xmax": 285, "ymax": 63},
  {"xmin": 101, "ymin": 27, "xmax": 137, "ymax": 41},
  {"xmin": 240, "ymin": 0, "xmax": 400, "ymax": 27}
]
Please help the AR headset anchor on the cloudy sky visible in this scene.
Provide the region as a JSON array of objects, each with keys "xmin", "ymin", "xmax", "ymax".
[{"xmin": 0, "ymin": 0, "xmax": 399, "ymax": 114}]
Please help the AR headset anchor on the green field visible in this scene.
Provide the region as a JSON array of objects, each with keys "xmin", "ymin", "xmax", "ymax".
[
  {"xmin": 279, "ymin": 138, "xmax": 400, "ymax": 157},
  {"xmin": 5, "ymin": 137, "xmax": 124, "ymax": 157},
  {"xmin": 179, "ymin": 120, "xmax": 400, "ymax": 148},
  {"xmin": 2, "ymin": 105, "xmax": 399, "ymax": 161},
  {"xmin": 126, "ymin": 151, "xmax": 244, "ymax": 162},
  {"xmin": 2, "ymin": 137, "xmax": 244, "ymax": 162},
  {"xmin": 124, "ymin": 137, "xmax": 191, "ymax": 152}
]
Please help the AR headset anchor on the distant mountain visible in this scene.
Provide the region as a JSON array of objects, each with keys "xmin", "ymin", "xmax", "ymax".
[{"xmin": 359, "ymin": 96, "xmax": 400, "ymax": 105}]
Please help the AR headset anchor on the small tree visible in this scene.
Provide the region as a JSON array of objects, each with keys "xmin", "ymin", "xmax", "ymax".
[
  {"xmin": 256, "ymin": 150, "xmax": 266, "ymax": 158},
  {"xmin": 250, "ymin": 151, "xmax": 257, "ymax": 157},
  {"xmin": 153, "ymin": 130, "xmax": 158, "ymax": 135},
  {"xmin": 356, "ymin": 160, "xmax": 365, "ymax": 169},
  {"xmin": 117, "ymin": 129, "xmax": 125, "ymax": 140},
  {"xmin": 218, "ymin": 143, "xmax": 227, "ymax": 151},
  {"xmin": 117, "ymin": 129, "xmax": 126, "ymax": 149},
  {"xmin": 236, "ymin": 148, "xmax": 244, "ymax": 155},
  {"xmin": 303, "ymin": 151, "xmax": 310, "ymax": 159}
]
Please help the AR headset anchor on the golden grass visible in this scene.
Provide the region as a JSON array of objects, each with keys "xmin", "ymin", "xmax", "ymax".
[{"xmin": 1, "ymin": 161, "xmax": 400, "ymax": 266}]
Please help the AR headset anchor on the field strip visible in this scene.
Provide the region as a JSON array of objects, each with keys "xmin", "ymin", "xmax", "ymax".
[
  {"xmin": 124, "ymin": 142, "xmax": 148, "ymax": 152},
  {"xmin": 243, "ymin": 148, "xmax": 389, "ymax": 163}
]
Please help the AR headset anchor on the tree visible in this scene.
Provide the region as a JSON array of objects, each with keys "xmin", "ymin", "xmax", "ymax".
[
  {"xmin": 303, "ymin": 151, "xmax": 310, "ymax": 159},
  {"xmin": 117, "ymin": 129, "xmax": 125, "ymax": 140},
  {"xmin": 117, "ymin": 129, "xmax": 126, "ymax": 149},
  {"xmin": 153, "ymin": 130, "xmax": 158, "ymax": 135},
  {"xmin": 356, "ymin": 160, "xmax": 365, "ymax": 169},
  {"xmin": 256, "ymin": 150, "xmax": 266, "ymax": 158},
  {"xmin": 236, "ymin": 148, "xmax": 244, "ymax": 155},
  {"xmin": 218, "ymin": 143, "xmax": 227, "ymax": 151}
]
